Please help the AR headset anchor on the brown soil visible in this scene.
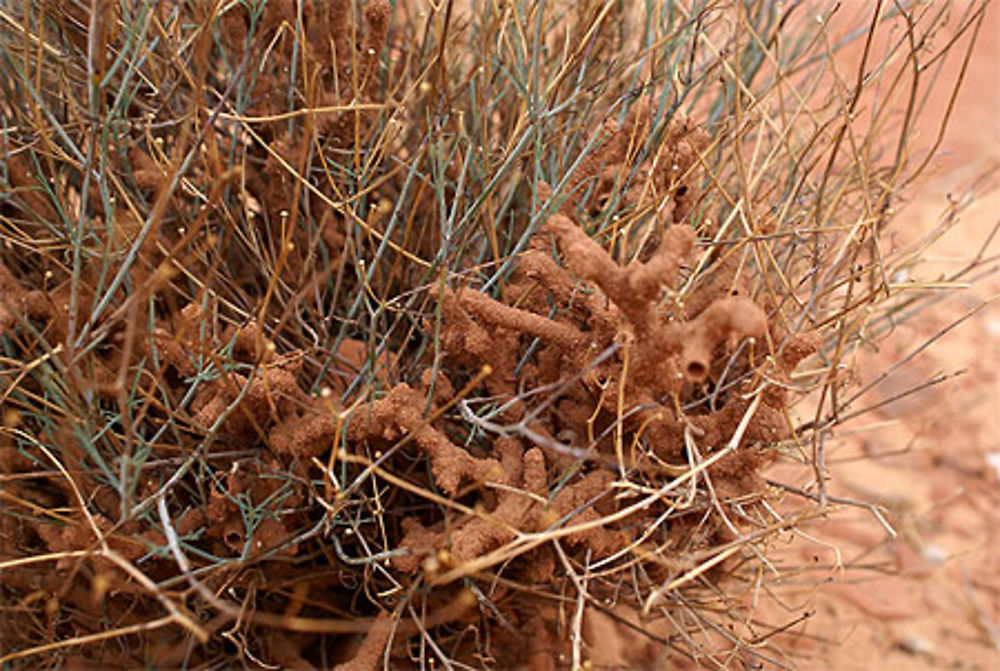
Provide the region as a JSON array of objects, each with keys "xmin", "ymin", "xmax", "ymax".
[{"xmin": 756, "ymin": 4, "xmax": 1000, "ymax": 669}]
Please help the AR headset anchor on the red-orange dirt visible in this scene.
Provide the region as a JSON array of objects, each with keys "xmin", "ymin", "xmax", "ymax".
[{"xmin": 758, "ymin": 4, "xmax": 1000, "ymax": 669}]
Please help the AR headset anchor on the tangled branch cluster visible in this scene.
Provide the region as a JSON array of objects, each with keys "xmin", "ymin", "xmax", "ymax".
[{"xmin": 0, "ymin": 0, "xmax": 984, "ymax": 667}]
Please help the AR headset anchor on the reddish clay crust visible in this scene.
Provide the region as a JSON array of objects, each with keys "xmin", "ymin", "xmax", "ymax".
[
  {"xmin": 332, "ymin": 611, "xmax": 393, "ymax": 671},
  {"xmin": 0, "ymin": 262, "xmax": 51, "ymax": 333},
  {"xmin": 563, "ymin": 103, "xmax": 711, "ymax": 226},
  {"xmin": 368, "ymin": 164, "xmax": 819, "ymax": 589}
]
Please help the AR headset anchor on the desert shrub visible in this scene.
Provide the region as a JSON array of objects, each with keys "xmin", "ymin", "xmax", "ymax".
[{"xmin": 0, "ymin": 0, "xmax": 989, "ymax": 668}]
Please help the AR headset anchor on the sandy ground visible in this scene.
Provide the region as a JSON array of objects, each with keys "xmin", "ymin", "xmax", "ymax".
[{"xmin": 763, "ymin": 3, "xmax": 1000, "ymax": 668}]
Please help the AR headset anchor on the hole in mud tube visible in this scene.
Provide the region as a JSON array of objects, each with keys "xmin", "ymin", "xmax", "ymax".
[
  {"xmin": 594, "ymin": 193, "xmax": 611, "ymax": 214},
  {"xmin": 224, "ymin": 531, "xmax": 244, "ymax": 549},
  {"xmin": 686, "ymin": 361, "xmax": 708, "ymax": 379}
]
